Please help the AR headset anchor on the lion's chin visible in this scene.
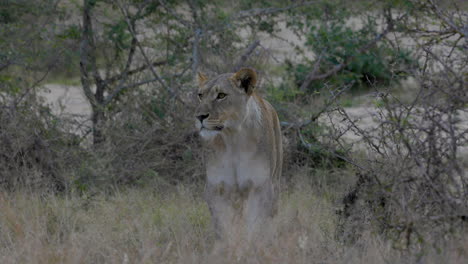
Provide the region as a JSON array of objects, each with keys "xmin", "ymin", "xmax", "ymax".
[{"xmin": 199, "ymin": 128, "xmax": 221, "ymax": 140}]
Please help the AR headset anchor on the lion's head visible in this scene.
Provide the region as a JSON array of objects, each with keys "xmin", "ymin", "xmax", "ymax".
[{"xmin": 195, "ymin": 68, "xmax": 258, "ymax": 140}]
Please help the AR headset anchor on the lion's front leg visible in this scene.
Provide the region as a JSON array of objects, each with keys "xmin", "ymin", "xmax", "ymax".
[
  {"xmin": 243, "ymin": 180, "xmax": 275, "ymax": 242},
  {"xmin": 205, "ymin": 182, "xmax": 238, "ymax": 240}
]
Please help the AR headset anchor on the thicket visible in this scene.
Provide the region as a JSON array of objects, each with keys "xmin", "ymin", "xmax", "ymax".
[{"xmin": 0, "ymin": 0, "xmax": 467, "ymax": 258}]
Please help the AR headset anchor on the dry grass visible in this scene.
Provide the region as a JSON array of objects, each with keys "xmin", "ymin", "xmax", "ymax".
[{"xmin": 1, "ymin": 175, "xmax": 466, "ymax": 264}]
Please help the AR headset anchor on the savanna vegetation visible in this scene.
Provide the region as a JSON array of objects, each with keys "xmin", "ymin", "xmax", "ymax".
[{"xmin": 0, "ymin": 0, "xmax": 467, "ymax": 263}]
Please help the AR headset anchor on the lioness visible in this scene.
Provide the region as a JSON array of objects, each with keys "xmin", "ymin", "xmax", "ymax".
[{"xmin": 195, "ymin": 68, "xmax": 282, "ymax": 241}]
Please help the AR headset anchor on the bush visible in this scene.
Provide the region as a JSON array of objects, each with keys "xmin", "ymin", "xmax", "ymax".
[
  {"xmin": 0, "ymin": 100, "xmax": 81, "ymax": 191},
  {"xmin": 286, "ymin": 3, "xmax": 415, "ymax": 93}
]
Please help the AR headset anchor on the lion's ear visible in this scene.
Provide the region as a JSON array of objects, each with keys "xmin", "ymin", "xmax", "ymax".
[
  {"xmin": 232, "ymin": 68, "xmax": 257, "ymax": 96},
  {"xmin": 197, "ymin": 72, "xmax": 208, "ymax": 86}
]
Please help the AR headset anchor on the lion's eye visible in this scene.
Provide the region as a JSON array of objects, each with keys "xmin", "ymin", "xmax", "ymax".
[{"xmin": 217, "ymin": 93, "xmax": 227, "ymax": 100}]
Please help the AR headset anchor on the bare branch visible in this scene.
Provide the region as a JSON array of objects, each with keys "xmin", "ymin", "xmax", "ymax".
[
  {"xmin": 123, "ymin": 30, "xmax": 138, "ymax": 75},
  {"xmin": 299, "ymin": 53, "xmax": 324, "ymax": 91},
  {"xmin": 428, "ymin": 0, "xmax": 467, "ymax": 38},
  {"xmin": 233, "ymin": 40, "xmax": 261, "ymax": 71},
  {"xmin": 231, "ymin": 1, "xmax": 317, "ymax": 21},
  {"xmin": 11, "ymin": 70, "xmax": 50, "ymax": 110},
  {"xmin": 116, "ymin": 0, "xmax": 180, "ymax": 102},
  {"xmin": 104, "ymin": 60, "xmax": 167, "ymax": 85},
  {"xmin": 422, "ymin": 47, "xmax": 461, "ymax": 80},
  {"xmin": 104, "ymin": 78, "xmax": 160, "ymax": 105}
]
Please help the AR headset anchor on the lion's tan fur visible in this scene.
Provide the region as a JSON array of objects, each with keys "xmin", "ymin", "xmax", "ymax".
[{"xmin": 195, "ymin": 68, "xmax": 282, "ymax": 243}]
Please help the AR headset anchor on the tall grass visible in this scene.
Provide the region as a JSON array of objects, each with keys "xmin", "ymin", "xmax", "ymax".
[{"xmin": 1, "ymin": 175, "xmax": 466, "ymax": 264}]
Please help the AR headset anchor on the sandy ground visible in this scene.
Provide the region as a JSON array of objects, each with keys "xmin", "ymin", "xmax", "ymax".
[
  {"xmin": 39, "ymin": 84, "xmax": 92, "ymax": 136},
  {"xmin": 40, "ymin": 84, "xmax": 91, "ymax": 117}
]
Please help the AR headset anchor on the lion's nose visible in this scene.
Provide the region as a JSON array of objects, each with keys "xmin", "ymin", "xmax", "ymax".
[{"xmin": 197, "ymin": 114, "xmax": 209, "ymax": 122}]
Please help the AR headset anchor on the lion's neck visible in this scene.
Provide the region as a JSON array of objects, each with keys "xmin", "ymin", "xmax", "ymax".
[
  {"xmin": 224, "ymin": 95, "xmax": 263, "ymax": 151},
  {"xmin": 204, "ymin": 94, "xmax": 264, "ymax": 154},
  {"xmin": 243, "ymin": 94, "xmax": 263, "ymax": 128}
]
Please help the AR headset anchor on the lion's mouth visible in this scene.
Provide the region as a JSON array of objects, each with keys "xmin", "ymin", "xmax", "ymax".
[{"xmin": 201, "ymin": 125, "xmax": 224, "ymax": 131}]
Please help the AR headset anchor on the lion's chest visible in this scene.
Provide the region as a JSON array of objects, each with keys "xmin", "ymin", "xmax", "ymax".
[{"xmin": 206, "ymin": 150, "xmax": 270, "ymax": 190}]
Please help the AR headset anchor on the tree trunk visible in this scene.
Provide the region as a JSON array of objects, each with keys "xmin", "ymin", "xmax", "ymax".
[
  {"xmin": 80, "ymin": 0, "xmax": 106, "ymax": 145},
  {"xmin": 92, "ymin": 80, "xmax": 106, "ymax": 145}
]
